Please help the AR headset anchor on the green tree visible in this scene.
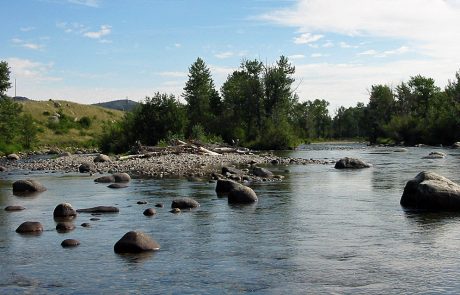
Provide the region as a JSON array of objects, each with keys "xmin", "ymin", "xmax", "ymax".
[
  {"xmin": 0, "ymin": 97, "xmax": 23, "ymax": 144},
  {"xmin": 183, "ymin": 58, "xmax": 220, "ymax": 135},
  {"xmin": 20, "ymin": 114, "xmax": 38, "ymax": 149},
  {"xmin": 0, "ymin": 61, "xmax": 12, "ymax": 96},
  {"xmin": 131, "ymin": 93, "xmax": 187, "ymax": 146},
  {"xmin": 446, "ymin": 69, "xmax": 460, "ymax": 103},
  {"xmin": 366, "ymin": 85, "xmax": 395, "ymax": 143}
]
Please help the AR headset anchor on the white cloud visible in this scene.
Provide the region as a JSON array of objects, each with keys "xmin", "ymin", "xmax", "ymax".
[
  {"xmin": 174, "ymin": 43, "xmax": 182, "ymax": 48},
  {"xmin": 358, "ymin": 46, "xmax": 410, "ymax": 58},
  {"xmin": 10, "ymin": 38, "xmax": 44, "ymax": 50},
  {"xmin": 310, "ymin": 53, "xmax": 324, "ymax": 58},
  {"xmin": 339, "ymin": 42, "xmax": 358, "ymax": 49},
  {"xmin": 289, "ymin": 54, "xmax": 305, "ymax": 59},
  {"xmin": 215, "ymin": 51, "xmax": 234, "ymax": 59},
  {"xmin": 322, "ymin": 40, "xmax": 334, "ymax": 48},
  {"xmin": 5, "ymin": 57, "xmax": 61, "ymax": 82},
  {"xmin": 68, "ymin": 0, "xmax": 99, "ymax": 7},
  {"xmin": 260, "ymin": 0, "xmax": 460, "ymax": 59},
  {"xmin": 157, "ymin": 71, "xmax": 187, "ymax": 78},
  {"xmin": 293, "ymin": 32, "xmax": 323, "ymax": 44},
  {"xmin": 84, "ymin": 25, "xmax": 111, "ymax": 39},
  {"xmin": 20, "ymin": 26, "xmax": 35, "ymax": 32}
]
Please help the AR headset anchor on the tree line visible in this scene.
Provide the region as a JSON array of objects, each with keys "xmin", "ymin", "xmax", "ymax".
[{"xmin": 1, "ymin": 58, "xmax": 459, "ymax": 154}]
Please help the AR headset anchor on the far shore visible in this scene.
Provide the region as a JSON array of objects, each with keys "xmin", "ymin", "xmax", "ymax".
[{"xmin": 0, "ymin": 151, "xmax": 332, "ymax": 180}]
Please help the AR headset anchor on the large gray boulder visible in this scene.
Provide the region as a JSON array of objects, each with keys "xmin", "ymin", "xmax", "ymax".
[
  {"xmin": 400, "ymin": 171, "xmax": 460, "ymax": 211},
  {"xmin": 228, "ymin": 185, "xmax": 258, "ymax": 204},
  {"xmin": 215, "ymin": 179, "xmax": 242, "ymax": 194},
  {"xmin": 12, "ymin": 179, "xmax": 47, "ymax": 193},
  {"xmin": 334, "ymin": 157, "xmax": 371, "ymax": 169},
  {"xmin": 114, "ymin": 231, "xmax": 160, "ymax": 253},
  {"xmin": 171, "ymin": 197, "xmax": 200, "ymax": 209}
]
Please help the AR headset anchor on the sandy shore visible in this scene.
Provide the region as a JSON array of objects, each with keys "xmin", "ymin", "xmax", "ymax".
[{"xmin": 0, "ymin": 152, "xmax": 331, "ymax": 180}]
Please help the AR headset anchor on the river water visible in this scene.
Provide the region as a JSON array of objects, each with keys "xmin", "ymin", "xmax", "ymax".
[{"xmin": 1, "ymin": 144, "xmax": 460, "ymax": 294}]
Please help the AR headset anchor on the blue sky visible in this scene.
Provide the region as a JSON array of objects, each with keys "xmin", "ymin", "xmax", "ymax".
[{"xmin": 1, "ymin": 0, "xmax": 460, "ymax": 112}]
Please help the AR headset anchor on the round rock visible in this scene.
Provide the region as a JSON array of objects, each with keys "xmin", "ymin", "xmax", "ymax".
[
  {"xmin": 171, "ymin": 197, "xmax": 200, "ymax": 209},
  {"xmin": 76, "ymin": 206, "xmax": 119, "ymax": 213},
  {"xmin": 56, "ymin": 222, "xmax": 76, "ymax": 233},
  {"xmin": 334, "ymin": 157, "xmax": 371, "ymax": 169},
  {"xmin": 7, "ymin": 153, "xmax": 20, "ymax": 160},
  {"xmin": 114, "ymin": 231, "xmax": 160, "ymax": 253},
  {"xmin": 215, "ymin": 179, "xmax": 242, "ymax": 194},
  {"xmin": 53, "ymin": 203, "xmax": 77, "ymax": 218},
  {"xmin": 61, "ymin": 239, "xmax": 80, "ymax": 248},
  {"xmin": 400, "ymin": 171, "xmax": 460, "ymax": 211},
  {"xmin": 0, "ymin": 166, "xmax": 7, "ymax": 172},
  {"xmin": 228, "ymin": 185, "xmax": 258, "ymax": 204},
  {"xmin": 79, "ymin": 163, "xmax": 95, "ymax": 173},
  {"xmin": 113, "ymin": 172, "xmax": 131, "ymax": 183},
  {"xmin": 94, "ymin": 154, "xmax": 111, "ymax": 163},
  {"xmin": 16, "ymin": 221, "xmax": 43, "ymax": 234},
  {"xmin": 252, "ymin": 167, "xmax": 274, "ymax": 178},
  {"xmin": 143, "ymin": 208, "xmax": 157, "ymax": 216},
  {"xmin": 12, "ymin": 179, "xmax": 47, "ymax": 193}
]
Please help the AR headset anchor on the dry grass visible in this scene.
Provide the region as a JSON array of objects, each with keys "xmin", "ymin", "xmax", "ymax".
[{"xmin": 20, "ymin": 99, "xmax": 124, "ymax": 148}]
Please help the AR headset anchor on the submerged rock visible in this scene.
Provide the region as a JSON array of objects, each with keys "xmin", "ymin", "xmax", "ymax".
[
  {"xmin": 56, "ymin": 222, "xmax": 76, "ymax": 233},
  {"xmin": 4, "ymin": 205, "xmax": 25, "ymax": 211},
  {"xmin": 16, "ymin": 221, "xmax": 43, "ymax": 234},
  {"xmin": 228, "ymin": 185, "xmax": 258, "ymax": 204},
  {"xmin": 143, "ymin": 208, "xmax": 156, "ymax": 216},
  {"xmin": 76, "ymin": 206, "xmax": 119, "ymax": 213},
  {"xmin": 422, "ymin": 151, "xmax": 446, "ymax": 159},
  {"xmin": 400, "ymin": 171, "xmax": 460, "ymax": 211},
  {"xmin": 61, "ymin": 239, "xmax": 80, "ymax": 248},
  {"xmin": 171, "ymin": 197, "xmax": 200, "ymax": 209},
  {"xmin": 12, "ymin": 179, "xmax": 47, "ymax": 193},
  {"xmin": 334, "ymin": 157, "xmax": 371, "ymax": 169},
  {"xmin": 114, "ymin": 231, "xmax": 160, "ymax": 253},
  {"xmin": 108, "ymin": 183, "xmax": 128, "ymax": 189}
]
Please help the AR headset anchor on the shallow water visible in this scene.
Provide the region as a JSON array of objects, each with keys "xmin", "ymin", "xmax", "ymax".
[{"xmin": 1, "ymin": 144, "xmax": 460, "ymax": 294}]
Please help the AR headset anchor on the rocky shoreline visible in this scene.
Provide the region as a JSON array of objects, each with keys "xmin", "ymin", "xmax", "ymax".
[{"xmin": 0, "ymin": 151, "xmax": 333, "ymax": 180}]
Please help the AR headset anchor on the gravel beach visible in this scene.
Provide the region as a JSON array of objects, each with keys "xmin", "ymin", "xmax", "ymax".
[{"xmin": 0, "ymin": 151, "xmax": 331, "ymax": 179}]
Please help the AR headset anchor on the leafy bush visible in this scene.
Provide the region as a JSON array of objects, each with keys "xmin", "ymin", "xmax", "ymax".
[{"xmin": 78, "ymin": 116, "xmax": 92, "ymax": 129}]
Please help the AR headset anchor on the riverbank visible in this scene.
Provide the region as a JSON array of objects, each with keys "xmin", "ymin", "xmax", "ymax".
[{"xmin": 0, "ymin": 151, "xmax": 332, "ymax": 180}]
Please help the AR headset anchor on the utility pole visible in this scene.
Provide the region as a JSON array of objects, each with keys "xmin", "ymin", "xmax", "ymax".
[{"xmin": 14, "ymin": 78, "xmax": 17, "ymax": 97}]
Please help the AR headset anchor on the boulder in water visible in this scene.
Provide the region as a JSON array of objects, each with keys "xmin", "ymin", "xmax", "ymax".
[
  {"xmin": 228, "ymin": 185, "xmax": 258, "ymax": 204},
  {"xmin": 13, "ymin": 179, "xmax": 47, "ymax": 193},
  {"xmin": 76, "ymin": 206, "xmax": 119, "ymax": 213},
  {"xmin": 53, "ymin": 203, "xmax": 77, "ymax": 218},
  {"xmin": 5, "ymin": 205, "xmax": 25, "ymax": 211},
  {"xmin": 61, "ymin": 239, "xmax": 80, "ymax": 248},
  {"xmin": 400, "ymin": 171, "xmax": 460, "ymax": 211},
  {"xmin": 143, "ymin": 208, "xmax": 156, "ymax": 216},
  {"xmin": 94, "ymin": 175, "xmax": 116, "ymax": 183},
  {"xmin": 334, "ymin": 157, "xmax": 371, "ymax": 169},
  {"xmin": 113, "ymin": 172, "xmax": 131, "ymax": 183},
  {"xmin": 114, "ymin": 231, "xmax": 160, "ymax": 253},
  {"xmin": 108, "ymin": 183, "xmax": 128, "ymax": 189},
  {"xmin": 16, "ymin": 221, "xmax": 43, "ymax": 234},
  {"xmin": 252, "ymin": 167, "xmax": 274, "ymax": 178},
  {"xmin": 79, "ymin": 163, "xmax": 95, "ymax": 173},
  {"xmin": 171, "ymin": 197, "xmax": 200, "ymax": 209},
  {"xmin": 0, "ymin": 166, "xmax": 7, "ymax": 172},
  {"xmin": 215, "ymin": 179, "xmax": 242, "ymax": 194},
  {"xmin": 56, "ymin": 222, "xmax": 76, "ymax": 233},
  {"xmin": 422, "ymin": 151, "xmax": 446, "ymax": 159}
]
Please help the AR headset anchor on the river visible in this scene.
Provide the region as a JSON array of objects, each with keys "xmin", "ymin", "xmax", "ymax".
[{"xmin": 1, "ymin": 144, "xmax": 460, "ymax": 294}]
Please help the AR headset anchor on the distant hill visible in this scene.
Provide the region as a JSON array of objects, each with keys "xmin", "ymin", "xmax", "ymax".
[
  {"xmin": 93, "ymin": 99, "xmax": 139, "ymax": 111},
  {"xmin": 13, "ymin": 96, "xmax": 30, "ymax": 101},
  {"xmin": 19, "ymin": 99, "xmax": 124, "ymax": 148}
]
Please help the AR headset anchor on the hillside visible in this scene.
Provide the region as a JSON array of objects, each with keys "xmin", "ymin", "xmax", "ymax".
[
  {"xmin": 19, "ymin": 99, "xmax": 124, "ymax": 148},
  {"xmin": 93, "ymin": 99, "xmax": 138, "ymax": 112}
]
